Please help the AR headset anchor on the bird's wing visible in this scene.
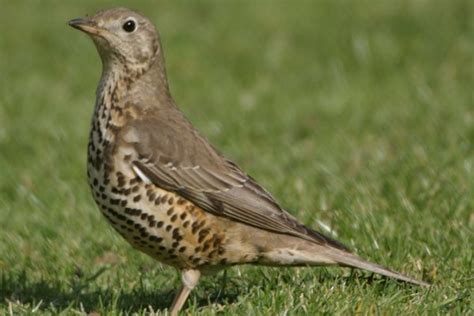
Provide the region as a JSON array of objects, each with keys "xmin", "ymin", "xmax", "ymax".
[{"xmin": 124, "ymin": 110, "xmax": 349, "ymax": 251}]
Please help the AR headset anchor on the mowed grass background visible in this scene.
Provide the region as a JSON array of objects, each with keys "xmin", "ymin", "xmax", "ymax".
[{"xmin": 0, "ymin": 0, "xmax": 473, "ymax": 314}]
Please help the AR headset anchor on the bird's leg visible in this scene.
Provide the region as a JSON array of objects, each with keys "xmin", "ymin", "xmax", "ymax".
[{"xmin": 169, "ymin": 269, "xmax": 201, "ymax": 316}]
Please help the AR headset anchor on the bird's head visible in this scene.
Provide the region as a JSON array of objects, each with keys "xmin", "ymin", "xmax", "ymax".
[{"xmin": 69, "ymin": 7, "xmax": 160, "ymax": 70}]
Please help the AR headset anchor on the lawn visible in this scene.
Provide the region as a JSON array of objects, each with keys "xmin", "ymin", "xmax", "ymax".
[{"xmin": 0, "ymin": 0, "xmax": 472, "ymax": 314}]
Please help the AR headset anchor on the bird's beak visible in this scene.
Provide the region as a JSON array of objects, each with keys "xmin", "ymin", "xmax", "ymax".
[{"xmin": 68, "ymin": 18, "xmax": 103, "ymax": 36}]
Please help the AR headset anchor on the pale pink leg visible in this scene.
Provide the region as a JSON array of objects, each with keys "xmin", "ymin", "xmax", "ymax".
[{"xmin": 169, "ymin": 269, "xmax": 201, "ymax": 316}]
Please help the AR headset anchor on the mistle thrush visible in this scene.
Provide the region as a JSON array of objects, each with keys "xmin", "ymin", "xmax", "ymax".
[{"xmin": 69, "ymin": 7, "xmax": 429, "ymax": 315}]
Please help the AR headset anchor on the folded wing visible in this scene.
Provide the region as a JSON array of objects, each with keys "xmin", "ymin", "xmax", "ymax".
[{"xmin": 125, "ymin": 110, "xmax": 349, "ymax": 251}]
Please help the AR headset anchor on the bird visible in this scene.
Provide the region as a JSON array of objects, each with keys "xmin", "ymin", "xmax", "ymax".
[{"xmin": 68, "ymin": 7, "xmax": 429, "ymax": 315}]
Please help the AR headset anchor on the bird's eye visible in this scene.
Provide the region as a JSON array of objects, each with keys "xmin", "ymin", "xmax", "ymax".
[{"xmin": 122, "ymin": 19, "xmax": 136, "ymax": 33}]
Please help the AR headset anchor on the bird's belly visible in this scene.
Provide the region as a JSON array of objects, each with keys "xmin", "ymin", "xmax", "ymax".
[{"xmin": 87, "ymin": 162, "xmax": 238, "ymax": 270}]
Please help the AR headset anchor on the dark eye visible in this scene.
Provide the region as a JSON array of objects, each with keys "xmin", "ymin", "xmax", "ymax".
[{"xmin": 122, "ymin": 20, "xmax": 136, "ymax": 32}]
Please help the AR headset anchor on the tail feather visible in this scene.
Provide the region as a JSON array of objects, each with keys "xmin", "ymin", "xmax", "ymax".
[{"xmin": 327, "ymin": 250, "xmax": 430, "ymax": 287}]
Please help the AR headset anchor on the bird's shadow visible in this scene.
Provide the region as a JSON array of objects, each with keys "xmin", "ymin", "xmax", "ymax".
[
  {"xmin": 0, "ymin": 268, "xmax": 241, "ymax": 313},
  {"xmin": 1, "ymin": 267, "xmax": 409, "ymax": 313}
]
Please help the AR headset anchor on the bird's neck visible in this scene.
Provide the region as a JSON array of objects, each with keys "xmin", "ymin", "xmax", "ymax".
[
  {"xmin": 91, "ymin": 63, "xmax": 126, "ymax": 143},
  {"xmin": 89, "ymin": 53, "xmax": 172, "ymax": 161}
]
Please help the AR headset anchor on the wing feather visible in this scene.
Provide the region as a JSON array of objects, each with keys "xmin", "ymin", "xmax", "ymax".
[{"xmin": 125, "ymin": 112, "xmax": 349, "ymax": 251}]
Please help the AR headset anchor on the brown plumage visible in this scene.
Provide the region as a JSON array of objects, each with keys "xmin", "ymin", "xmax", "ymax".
[{"xmin": 69, "ymin": 7, "xmax": 429, "ymax": 315}]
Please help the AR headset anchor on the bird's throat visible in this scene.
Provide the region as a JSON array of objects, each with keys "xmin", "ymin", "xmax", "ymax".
[{"xmin": 87, "ymin": 66, "xmax": 127, "ymax": 171}]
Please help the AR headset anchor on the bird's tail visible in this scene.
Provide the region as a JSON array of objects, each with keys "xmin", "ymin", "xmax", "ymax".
[{"xmin": 324, "ymin": 248, "xmax": 430, "ymax": 286}]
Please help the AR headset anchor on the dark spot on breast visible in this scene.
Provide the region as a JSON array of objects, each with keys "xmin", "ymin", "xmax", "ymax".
[
  {"xmin": 183, "ymin": 221, "xmax": 190, "ymax": 228},
  {"xmin": 213, "ymin": 236, "xmax": 223, "ymax": 247},
  {"xmin": 132, "ymin": 185, "xmax": 139, "ymax": 193},
  {"xmin": 140, "ymin": 213, "xmax": 147, "ymax": 220},
  {"xmin": 178, "ymin": 246, "xmax": 186, "ymax": 253},
  {"xmin": 149, "ymin": 236, "xmax": 163, "ymax": 242},
  {"xmin": 168, "ymin": 197, "xmax": 174, "ymax": 205},
  {"xmin": 133, "ymin": 195, "xmax": 141, "ymax": 202},
  {"xmin": 120, "ymin": 200, "xmax": 128, "ymax": 207},
  {"xmin": 126, "ymin": 219, "xmax": 134, "ymax": 225},
  {"xmin": 172, "ymin": 241, "xmax": 179, "ymax": 248},
  {"xmin": 160, "ymin": 194, "xmax": 168, "ymax": 204},
  {"xmin": 111, "ymin": 187, "xmax": 121, "ymax": 194},
  {"xmin": 117, "ymin": 174, "xmax": 126, "ymax": 187},
  {"xmin": 172, "ymin": 227, "xmax": 180, "ymax": 238},
  {"xmin": 166, "ymin": 225, "xmax": 172, "ymax": 232},
  {"xmin": 198, "ymin": 228, "xmax": 210, "ymax": 243},
  {"xmin": 170, "ymin": 214, "xmax": 178, "ymax": 222},
  {"xmin": 192, "ymin": 221, "xmax": 205, "ymax": 234},
  {"xmin": 125, "ymin": 208, "xmax": 141, "ymax": 216},
  {"xmin": 220, "ymin": 258, "xmax": 227, "ymax": 264},
  {"xmin": 149, "ymin": 220, "xmax": 156, "ymax": 227},
  {"xmin": 166, "ymin": 207, "xmax": 174, "ymax": 216},
  {"xmin": 157, "ymin": 221, "xmax": 164, "ymax": 228},
  {"xmin": 180, "ymin": 213, "xmax": 187, "ymax": 220},
  {"xmin": 194, "ymin": 246, "xmax": 201, "ymax": 252},
  {"xmin": 202, "ymin": 244, "xmax": 210, "ymax": 252},
  {"xmin": 197, "ymin": 235, "xmax": 205, "ymax": 243},
  {"xmin": 177, "ymin": 198, "xmax": 186, "ymax": 205}
]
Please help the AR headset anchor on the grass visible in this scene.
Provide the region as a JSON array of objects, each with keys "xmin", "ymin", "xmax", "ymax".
[{"xmin": 0, "ymin": 0, "xmax": 472, "ymax": 314}]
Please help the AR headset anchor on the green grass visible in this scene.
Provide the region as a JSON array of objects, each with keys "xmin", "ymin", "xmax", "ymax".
[{"xmin": 1, "ymin": 0, "xmax": 473, "ymax": 314}]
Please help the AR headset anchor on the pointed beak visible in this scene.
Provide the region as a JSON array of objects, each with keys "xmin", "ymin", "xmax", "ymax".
[{"xmin": 68, "ymin": 17, "xmax": 103, "ymax": 36}]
